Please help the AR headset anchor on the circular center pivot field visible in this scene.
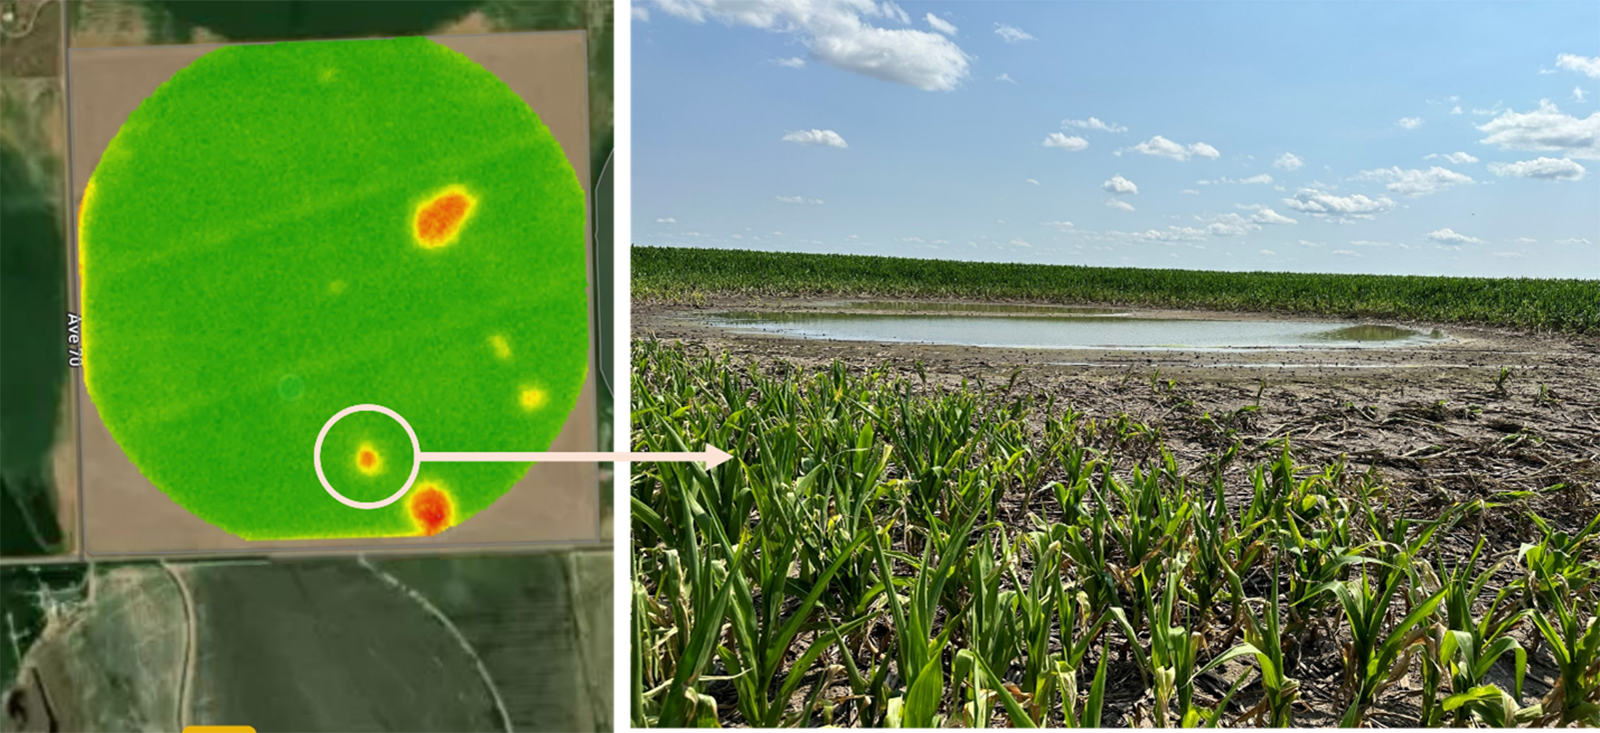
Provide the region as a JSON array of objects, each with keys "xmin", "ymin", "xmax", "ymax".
[{"xmin": 79, "ymin": 36, "xmax": 589, "ymax": 540}]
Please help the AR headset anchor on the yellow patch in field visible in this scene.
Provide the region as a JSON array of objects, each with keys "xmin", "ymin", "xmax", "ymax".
[
  {"xmin": 519, "ymin": 386, "xmax": 547, "ymax": 411},
  {"xmin": 489, "ymin": 334, "xmax": 511, "ymax": 360}
]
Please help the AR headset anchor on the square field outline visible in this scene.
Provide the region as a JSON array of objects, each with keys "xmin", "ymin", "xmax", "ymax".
[{"xmin": 65, "ymin": 30, "xmax": 603, "ymax": 558}]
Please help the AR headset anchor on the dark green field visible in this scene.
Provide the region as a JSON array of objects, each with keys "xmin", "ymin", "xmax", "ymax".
[{"xmin": 634, "ymin": 246, "xmax": 1600, "ymax": 335}]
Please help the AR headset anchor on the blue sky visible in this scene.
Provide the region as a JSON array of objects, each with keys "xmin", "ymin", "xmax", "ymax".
[{"xmin": 633, "ymin": 1, "xmax": 1600, "ymax": 278}]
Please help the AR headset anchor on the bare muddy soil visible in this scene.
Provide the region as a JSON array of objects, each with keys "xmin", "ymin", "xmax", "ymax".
[{"xmin": 636, "ymin": 297, "xmax": 1600, "ymax": 728}]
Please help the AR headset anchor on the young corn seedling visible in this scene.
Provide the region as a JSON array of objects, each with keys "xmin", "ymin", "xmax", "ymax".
[
  {"xmin": 1529, "ymin": 564, "xmax": 1600, "ymax": 727},
  {"xmin": 1210, "ymin": 563, "xmax": 1299, "ymax": 727},
  {"xmin": 1311, "ymin": 564, "xmax": 1446, "ymax": 727},
  {"xmin": 1432, "ymin": 540, "xmax": 1533, "ymax": 728}
]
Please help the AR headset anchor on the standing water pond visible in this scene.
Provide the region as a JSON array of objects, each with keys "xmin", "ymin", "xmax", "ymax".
[{"xmin": 705, "ymin": 304, "xmax": 1442, "ymax": 351}]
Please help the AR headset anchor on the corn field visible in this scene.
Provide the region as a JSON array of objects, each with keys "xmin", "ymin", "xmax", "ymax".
[
  {"xmin": 633, "ymin": 247, "xmax": 1600, "ymax": 335},
  {"xmin": 630, "ymin": 340, "xmax": 1600, "ymax": 728}
]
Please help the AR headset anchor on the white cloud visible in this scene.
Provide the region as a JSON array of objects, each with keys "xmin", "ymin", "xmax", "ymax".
[
  {"xmin": 775, "ymin": 195, "xmax": 825, "ymax": 204},
  {"xmin": 1251, "ymin": 207, "xmax": 1298, "ymax": 225},
  {"xmin": 1063, "ymin": 117, "xmax": 1128, "ymax": 133},
  {"xmin": 1179, "ymin": 189, "xmax": 1200, "ymax": 195},
  {"xmin": 1011, "ymin": 238, "xmax": 1033, "ymax": 247},
  {"xmin": 1332, "ymin": 249, "xmax": 1361, "ymax": 257},
  {"xmin": 1555, "ymin": 237, "xmax": 1592, "ymax": 245},
  {"xmin": 996, "ymin": 73, "xmax": 1017, "ymax": 84},
  {"xmin": 1476, "ymin": 99, "xmax": 1600, "ymax": 160},
  {"xmin": 656, "ymin": 217, "xmax": 677, "ymax": 223},
  {"xmin": 1282, "ymin": 188, "xmax": 1396, "ymax": 221},
  {"xmin": 1451, "ymin": 105, "xmax": 1463, "ymax": 115},
  {"xmin": 1298, "ymin": 239, "xmax": 1323, "ymax": 248},
  {"xmin": 1043, "ymin": 132, "xmax": 1089, "ymax": 151},
  {"xmin": 775, "ymin": 56, "xmax": 807, "ymax": 68},
  {"xmin": 1487, "ymin": 156, "xmax": 1588, "ymax": 180},
  {"xmin": 1106, "ymin": 199, "xmax": 1136, "ymax": 212},
  {"xmin": 1118, "ymin": 135, "xmax": 1221, "ymax": 161},
  {"xmin": 901, "ymin": 236, "xmax": 924, "ymax": 243},
  {"xmin": 1354, "ymin": 166, "xmax": 1474, "ymax": 197},
  {"xmin": 994, "ymin": 22, "xmax": 1034, "ymax": 43},
  {"xmin": 926, "ymin": 13, "xmax": 957, "ymax": 35},
  {"xmin": 633, "ymin": 5, "xmax": 650, "ymax": 21},
  {"xmin": 1427, "ymin": 228, "xmax": 1484, "ymax": 245},
  {"xmin": 1557, "ymin": 53, "xmax": 1600, "ymax": 79},
  {"xmin": 1423, "ymin": 152, "xmax": 1479, "ymax": 164},
  {"xmin": 1576, "ymin": 87, "xmax": 1589, "ymax": 103},
  {"xmin": 1397, "ymin": 117, "xmax": 1424, "ymax": 130},
  {"xmin": 1025, "ymin": 178, "xmax": 1039, "ymax": 185},
  {"xmin": 654, "ymin": 0, "xmax": 971, "ymax": 91},
  {"xmin": 1511, "ymin": 237, "xmax": 1539, "ymax": 245},
  {"xmin": 1260, "ymin": 249, "xmax": 1278, "ymax": 256},
  {"xmin": 1102, "ymin": 175, "xmax": 1138, "ymax": 194},
  {"xmin": 1272, "ymin": 153, "xmax": 1304, "ymax": 171},
  {"xmin": 1201, "ymin": 174, "xmax": 1274, "ymax": 185},
  {"xmin": 1198, "ymin": 212, "xmax": 1259, "ymax": 236},
  {"xmin": 782, "ymin": 128, "xmax": 849, "ymax": 148},
  {"xmin": 1040, "ymin": 220, "xmax": 1074, "ymax": 230}
]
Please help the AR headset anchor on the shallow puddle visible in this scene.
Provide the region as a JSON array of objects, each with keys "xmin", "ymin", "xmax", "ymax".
[{"xmin": 707, "ymin": 311, "xmax": 1441, "ymax": 350}]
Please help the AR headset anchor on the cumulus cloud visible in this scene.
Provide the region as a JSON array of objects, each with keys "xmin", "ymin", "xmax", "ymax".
[
  {"xmin": 1451, "ymin": 105, "xmax": 1463, "ymax": 115},
  {"xmin": 653, "ymin": 0, "xmax": 971, "ymax": 91},
  {"xmin": 1102, "ymin": 175, "xmax": 1138, "ymax": 194},
  {"xmin": 925, "ymin": 12, "xmax": 956, "ymax": 35},
  {"xmin": 775, "ymin": 195, "xmax": 824, "ymax": 204},
  {"xmin": 1251, "ymin": 207, "xmax": 1298, "ymax": 225},
  {"xmin": 1043, "ymin": 132, "xmax": 1089, "ymax": 151},
  {"xmin": 1282, "ymin": 188, "xmax": 1396, "ymax": 221},
  {"xmin": 1010, "ymin": 238, "xmax": 1033, "ymax": 247},
  {"xmin": 1487, "ymin": 157, "xmax": 1588, "ymax": 180},
  {"xmin": 1272, "ymin": 153, "xmax": 1305, "ymax": 171},
  {"xmin": 633, "ymin": 5, "xmax": 651, "ymax": 21},
  {"xmin": 1555, "ymin": 237, "xmax": 1592, "ymax": 245},
  {"xmin": 1397, "ymin": 117, "xmax": 1424, "ymax": 130},
  {"xmin": 1577, "ymin": 87, "xmax": 1589, "ymax": 103},
  {"xmin": 1424, "ymin": 152, "xmax": 1479, "ymax": 164},
  {"xmin": 1117, "ymin": 135, "xmax": 1221, "ymax": 161},
  {"xmin": 1201, "ymin": 174, "xmax": 1274, "ymax": 185},
  {"xmin": 1106, "ymin": 199, "xmax": 1136, "ymax": 212},
  {"xmin": 994, "ymin": 22, "xmax": 1034, "ymax": 42},
  {"xmin": 1557, "ymin": 53, "xmax": 1600, "ymax": 79},
  {"xmin": 774, "ymin": 56, "xmax": 807, "ymax": 68},
  {"xmin": 1354, "ymin": 166, "xmax": 1474, "ymax": 197},
  {"xmin": 1476, "ymin": 99, "xmax": 1600, "ymax": 159},
  {"xmin": 1427, "ymin": 228, "xmax": 1484, "ymax": 245},
  {"xmin": 783, "ymin": 128, "xmax": 849, "ymax": 148},
  {"xmin": 1063, "ymin": 117, "xmax": 1128, "ymax": 133},
  {"xmin": 656, "ymin": 217, "xmax": 677, "ymax": 223}
]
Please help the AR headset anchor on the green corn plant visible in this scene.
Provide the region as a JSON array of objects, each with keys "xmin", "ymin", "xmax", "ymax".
[
  {"xmin": 1519, "ymin": 511, "xmax": 1600, "ymax": 609},
  {"xmin": 1529, "ymin": 564, "xmax": 1600, "ymax": 727},
  {"xmin": 1208, "ymin": 563, "xmax": 1299, "ymax": 727},
  {"xmin": 864, "ymin": 489, "xmax": 984, "ymax": 729},
  {"xmin": 1311, "ymin": 564, "xmax": 1446, "ymax": 727},
  {"xmin": 1424, "ymin": 539, "xmax": 1534, "ymax": 727}
]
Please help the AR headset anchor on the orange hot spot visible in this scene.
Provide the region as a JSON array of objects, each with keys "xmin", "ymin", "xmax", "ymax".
[
  {"xmin": 355, "ymin": 443, "xmax": 381, "ymax": 475},
  {"xmin": 414, "ymin": 187, "xmax": 475, "ymax": 249},
  {"xmin": 409, "ymin": 485, "xmax": 453, "ymax": 536}
]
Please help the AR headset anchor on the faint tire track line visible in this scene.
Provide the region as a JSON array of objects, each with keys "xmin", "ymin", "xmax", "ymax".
[
  {"xmin": 160, "ymin": 561, "xmax": 197, "ymax": 731},
  {"xmin": 356, "ymin": 556, "xmax": 513, "ymax": 733}
]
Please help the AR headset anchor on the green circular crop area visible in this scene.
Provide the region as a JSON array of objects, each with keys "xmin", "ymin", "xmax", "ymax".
[{"xmin": 80, "ymin": 36, "xmax": 588, "ymax": 540}]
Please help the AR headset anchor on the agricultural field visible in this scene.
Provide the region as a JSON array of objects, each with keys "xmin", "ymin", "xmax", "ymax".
[
  {"xmin": 634, "ymin": 247, "xmax": 1600, "ymax": 336},
  {"xmin": 629, "ymin": 249, "xmax": 1599, "ymax": 728},
  {"xmin": 2, "ymin": 551, "xmax": 612, "ymax": 732}
]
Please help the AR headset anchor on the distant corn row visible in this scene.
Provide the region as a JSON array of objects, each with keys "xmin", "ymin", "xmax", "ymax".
[
  {"xmin": 633, "ymin": 246, "xmax": 1600, "ymax": 334},
  {"xmin": 630, "ymin": 341, "xmax": 1600, "ymax": 728}
]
